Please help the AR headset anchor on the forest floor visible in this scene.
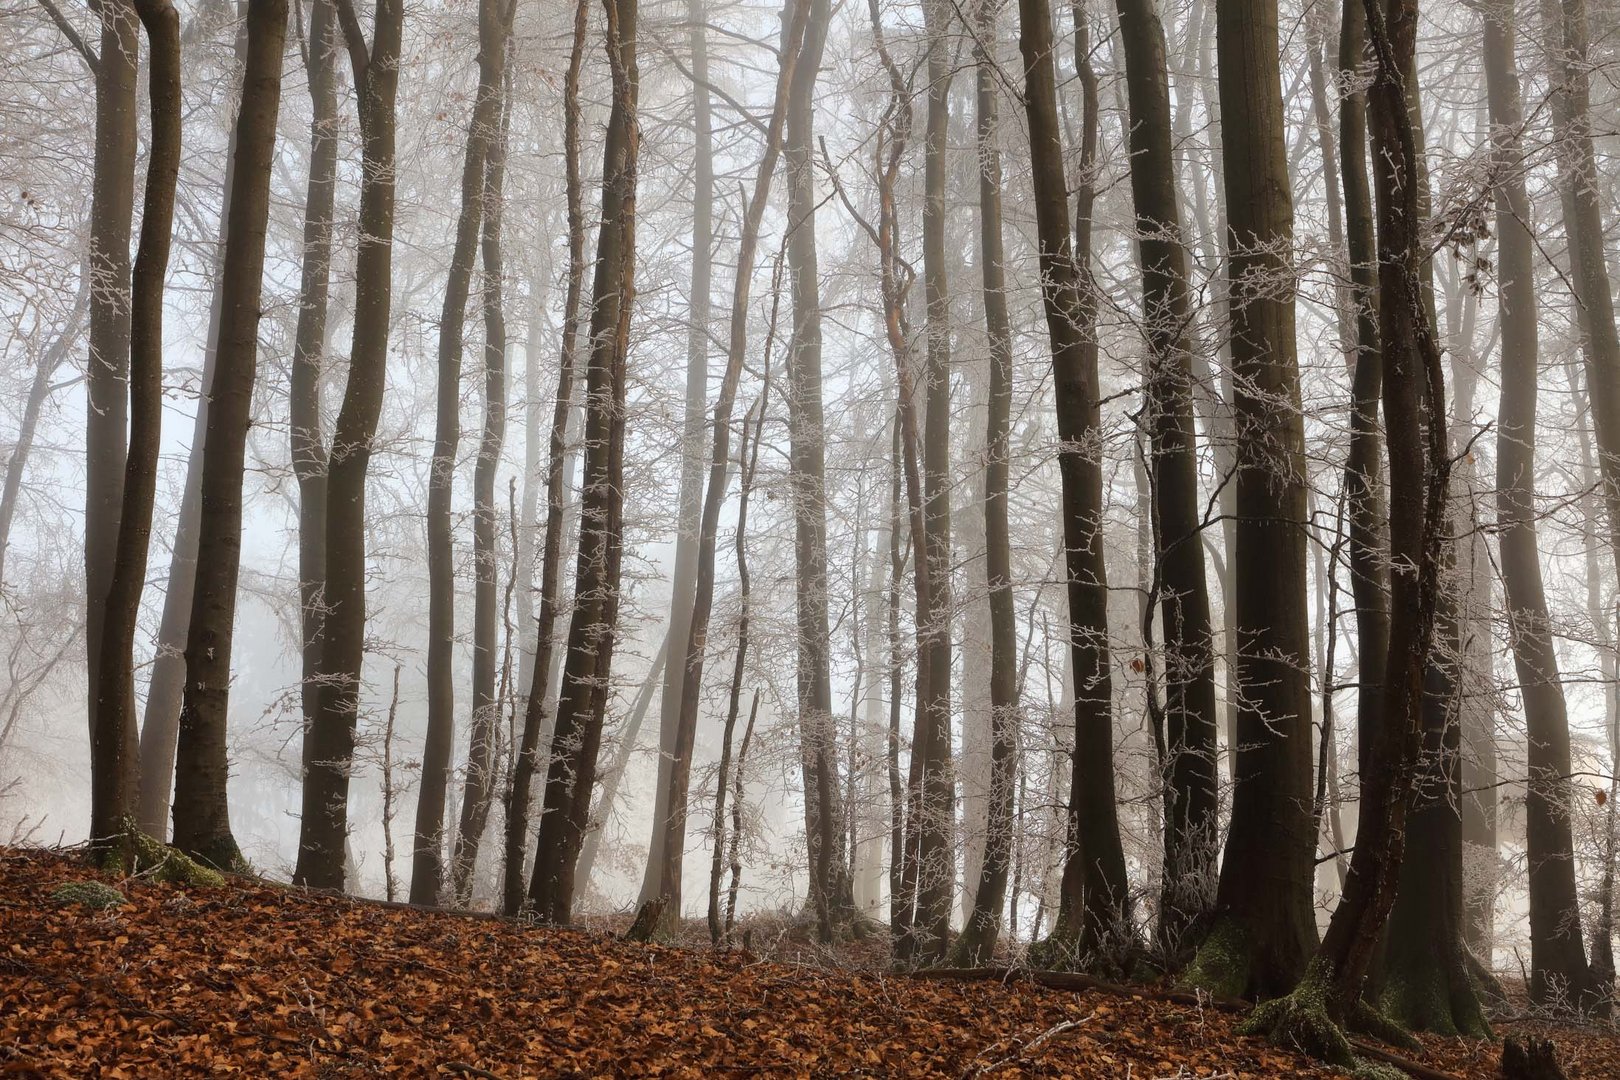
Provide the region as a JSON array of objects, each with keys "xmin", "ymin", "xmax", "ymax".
[{"xmin": 1, "ymin": 846, "xmax": 1616, "ymax": 1079}]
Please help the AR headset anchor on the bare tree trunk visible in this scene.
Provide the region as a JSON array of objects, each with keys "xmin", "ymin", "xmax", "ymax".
[
  {"xmin": 84, "ymin": 0, "xmax": 139, "ymax": 851},
  {"xmin": 502, "ymin": 0, "xmax": 589, "ymax": 916},
  {"xmin": 171, "ymin": 0, "xmax": 288, "ymax": 871},
  {"xmin": 287, "ymin": 0, "xmax": 338, "ymax": 802},
  {"xmin": 415, "ymin": 0, "xmax": 512, "ymax": 906},
  {"xmin": 450, "ymin": 11, "xmax": 516, "ymax": 907},
  {"xmin": 1112, "ymin": 0, "xmax": 1219, "ymax": 960},
  {"xmin": 639, "ymin": 0, "xmax": 712, "ymax": 909},
  {"xmin": 526, "ymin": 0, "xmax": 640, "ymax": 922},
  {"xmin": 96, "ymin": 0, "xmax": 179, "ymax": 864},
  {"xmin": 1540, "ymin": 0, "xmax": 1619, "ymax": 1011},
  {"xmin": 294, "ymin": 0, "xmax": 405, "ymax": 889},
  {"xmin": 952, "ymin": 0, "xmax": 1017, "ymax": 967},
  {"xmin": 1186, "ymin": 0, "xmax": 1318, "ymax": 998},
  {"xmin": 1249, "ymin": 0, "xmax": 1454, "ymax": 1040},
  {"xmin": 1012, "ymin": 0, "xmax": 1130, "ymax": 965},
  {"xmin": 135, "ymin": 10, "xmax": 248, "ymax": 840},
  {"xmin": 654, "ymin": 3, "xmax": 806, "ymax": 934},
  {"xmin": 782, "ymin": 0, "xmax": 846, "ymax": 925}
]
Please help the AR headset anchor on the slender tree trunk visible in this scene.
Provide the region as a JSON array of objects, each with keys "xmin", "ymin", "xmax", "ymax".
[
  {"xmin": 1186, "ymin": 0, "xmax": 1318, "ymax": 998},
  {"xmin": 450, "ymin": 11, "xmax": 516, "ymax": 907},
  {"xmin": 288, "ymin": 0, "xmax": 337, "ymax": 799},
  {"xmin": 1016, "ymin": 0, "xmax": 1130, "ymax": 964},
  {"xmin": 294, "ymin": 0, "xmax": 405, "ymax": 889},
  {"xmin": 415, "ymin": 0, "xmax": 511, "ymax": 905},
  {"xmin": 655, "ymin": 3, "xmax": 806, "ymax": 933},
  {"xmin": 502, "ymin": 0, "xmax": 589, "ymax": 916},
  {"xmin": 783, "ymin": 0, "xmax": 846, "ymax": 925},
  {"xmin": 526, "ymin": 0, "xmax": 640, "ymax": 922},
  {"xmin": 639, "ymin": 0, "xmax": 712, "ymax": 909},
  {"xmin": 97, "ymin": 0, "xmax": 180, "ymax": 858},
  {"xmin": 953, "ymin": 0, "xmax": 1017, "ymax": 967},
  {"xmin": 84, "ymin": 0, "xmax": 139, "ymax": 851},
  {"xmin": 710, "ymin": 364, "xmax": 770, "ymax": 943},
  {"xmin": 171, "ymin": 0, "xmax": 288, "ymax": 870},
  {"xmin": 1112, "ymin": 0, "xmax": 1219, "ymax": 960}
]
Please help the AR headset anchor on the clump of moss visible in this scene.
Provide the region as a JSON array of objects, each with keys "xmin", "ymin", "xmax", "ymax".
[
  {"xmin": 50, "ymin": 880, "xmax": 127, "ymax": 910},
  {"xmin": 1180, "ymin": 917, "xmax": 1249, "ymax": 1000}
]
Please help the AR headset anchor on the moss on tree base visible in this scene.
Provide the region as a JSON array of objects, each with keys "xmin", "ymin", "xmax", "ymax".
[
  {"xmin": 1180, "ymin": 917, "xmax": 1250, "ymax": 1000},
  {"xmin": 1239, "ymin": 961, "xmax": 1416, "ymax": 1080},
  {"xmin": 92, "ymin": 817, "xmax": 228, "ymax": 888}
]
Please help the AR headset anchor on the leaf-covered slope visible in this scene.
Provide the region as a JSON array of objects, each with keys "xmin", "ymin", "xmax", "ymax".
[{"xmin": 0, "ymin": 848, "xmax": 1607, "ymax": 1078}]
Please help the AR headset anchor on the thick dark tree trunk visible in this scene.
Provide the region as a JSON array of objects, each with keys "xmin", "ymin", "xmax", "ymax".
[
  {"xmin": 171, "ymin": 0, "xmax": 287, "ymax": 870},
  {"xmin": 502, "ymin": 0, "xmax": 588, "ymax": 917},
  {"xmin": 1017, "ymin": 0, "xmax": 1130, "ymax": 965},
  {"xmin": 1247, "ymin": 0, "xmax": 1454, "ymax": 1049},
  {"xmin": 1338, "ymin": 0, "xmax": 1390, "ymax": 818},
  {"xmin": 525, "ymin": 0, "xmax": 639, "ymax": 922},
  {"xmin": 952, "ymin": 0, "xmax": 1017, "ymax": 968},
  {"xmin": 294, "ymin": 0, "xmax": 405, "ymax": 890},
  {"xmin": 1111, "ymin": 0, "xmax": 1219, "ymax": 960},
  {"xmin": 84, "ymin": 0, "xmax": 139, "ymax": 851},
  {"xmin": 135, "ymin": 13, "xmax": 250, "ymax": 840},
  {"xmin": 1186, "ymin": 0, "xmax": 1318, "ymax": 999}
]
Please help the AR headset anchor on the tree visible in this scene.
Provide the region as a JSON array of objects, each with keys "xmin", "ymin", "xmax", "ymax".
[
  {"xmin": 1015, "ymin": 0, "xmax": 1130, "ymax": 965},
  {"xmin": 93, "ymin": 0, "xmax": 180, "ymax": 863},
  {"xmin": 952, "ymin": 0, "xmax": 1018, "ymax": 968},
  {"xmin": 1111, "ymin": 0, "xmax": 1219, "ymax": 959},
  {"xmin": 502, "ymin": 0, "xmax": 589, "ymax": 916},
  {"xmin": 171, "ymin": 0, "xmax": 289, "ymax": 871},
  {"xmin": 294, "ymin": 0, "xmax": 406, "ymax": 890},
  {"xmin": 781, "ymin": 0, "xmax": 845, "ymax": 925},
  {"xmin": 413, "ymin": 0, "xmax": 513, "ymax": 906},
  {"xmin": 1185, "ymin": 0, "xmax": 1318, "ymax": 999},
  {"xmin": 639, "ymin": 0, "xmax": 712, "ymax": 912},
  {"xmin": 83, "ymin": 0, "xmax": 140, "ymax": 851},
  {"xmin": 287, "ymin": 0, "xmax": 339, "ymax": 797},
  {"xmin": 1246, "ymin": 0, "xmax": 1455, "ymax": 1058},
  {"xmin": 651, "ymin": 1, "xmax": 806, "ymax": 934},
  {"xmin": 526, "ymin": 0, "xmax": 640, "ymax": 923},
  {"xmin": 1540, "ymin": 0, "xmax": 1619, "ymax": 1011}
]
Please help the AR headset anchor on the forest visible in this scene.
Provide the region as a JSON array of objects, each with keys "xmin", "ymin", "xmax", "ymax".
[{"xmin": 3, "ymin": 0, "xmax": 1620, "ymax": 1073}]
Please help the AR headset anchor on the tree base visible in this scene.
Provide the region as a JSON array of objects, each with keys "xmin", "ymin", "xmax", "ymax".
[
  {"xmin": 93, "ymin": 816, "xmax": 227, "ymax": 888},
  {"xmin": 1239, "ymin": 964, "xmax": 1415, "ymax": 1080},
  {"xmin": 1180, "ymin": 918, "xmax": 1250, "ymax": 1000}
]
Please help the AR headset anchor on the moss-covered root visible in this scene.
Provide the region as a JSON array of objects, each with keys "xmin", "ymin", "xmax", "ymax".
[
  {"xmin": 93, "ymin": 817, "xmax": 228, "ymax": 887},
  {"xmin": 1239, "ymin": 966, "xmax": 1416, "ymax": 1080},
  {"xmin": 1378, "ymin": 961, "xmax": 1492, "ymax": 1039},
  {"xmin": 1179, "ymin": 918, "xmax": 1249, "ymax": 1000}
]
